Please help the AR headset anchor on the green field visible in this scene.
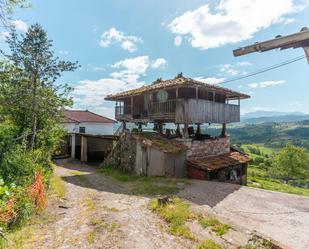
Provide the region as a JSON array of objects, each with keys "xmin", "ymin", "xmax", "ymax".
[{"xmin": 242, "ymin": 144, "xmax": 309, "ymax": 196}]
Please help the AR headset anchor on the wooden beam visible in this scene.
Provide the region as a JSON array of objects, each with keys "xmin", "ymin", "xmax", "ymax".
[
  {"xmin": 304, "ymin": 46, "xmax": 309, "ymax": 63},
  {"xmin": 233, "ymin": 29, "xmax": 309, "ymax": 57},
  {"xmin": 131, "ymin": 96, "xmax": 133, "ymax": 116}
]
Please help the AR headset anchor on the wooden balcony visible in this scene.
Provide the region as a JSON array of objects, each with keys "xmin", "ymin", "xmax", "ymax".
[{"xmin": 115, "ymin": 99, "xmax": 240, "ymax": 124}]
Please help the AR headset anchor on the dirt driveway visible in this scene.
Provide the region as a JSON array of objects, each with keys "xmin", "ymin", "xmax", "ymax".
[
  {"xmin": 179, "ymin": 180, "xmax": 309, "ymax": 249},
  {"xmin": 22, "ymin": 160, "xmax": 191, "ymax": 249}
]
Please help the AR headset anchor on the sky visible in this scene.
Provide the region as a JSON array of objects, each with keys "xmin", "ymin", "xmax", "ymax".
[{"xmin": 1, "ymin": 0, "xmax": 309, "ymax": 118}]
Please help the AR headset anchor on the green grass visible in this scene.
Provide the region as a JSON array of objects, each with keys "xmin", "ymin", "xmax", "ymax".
[
  {"xmin": 100, "ymin": 167, "xmax": 183, "ymax": 196},
  {"xmin": 248, "ymin": 176, "xmax": 309, "ymax": 196},
  {"xmin": 148, "ymin": 197, "xmax": 196, "ymax": 240},
  {"xmin": 198, "ymin": 239, "xmax": 223, "ymax": 249},
  {"xmin": 198, "ymin": 216, "xmax": 230, "ymax": 237},
  {"xmin": 50, "ymin": 175, "xmax": 66, "ymax": 198}
]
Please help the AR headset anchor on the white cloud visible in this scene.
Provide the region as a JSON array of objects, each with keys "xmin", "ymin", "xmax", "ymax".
[
  {"xmin": 151, "ymin": 58, "xmax": 168, "ymax": 69},
  {"xmin": 92, "ymin": 66, "xmax": 105, "ymax": 71},
  {"xmin": 168, "ymin": 0, "xmax": 307, "ymax": 50},
  {"xmin": 74, "ymin": 55, "xmax": 167, "ymax": 117},
  {"xmin": 0, "ymin": 31, "xmax": 9, "ymax": 41},
  {"xmin": 100, "ymin": 27, "xmax": 142, "ymax": 52},
  {"xmin": 220, "ymin": 64, "xmax": 239, "ymax": 75},
  {"xmin": 248, "ymin": 80, "xmax": 285, "ymax": 88},
  {"xmin": 174, "ymin": 35, "xmax": 182, "ymax": 46},
  {"xmin": 58, "ymin": 50, "xmax": 69, "ymax": 55},
  {"xmin": 11, "ymin": 20, "xmax": 28, "ymax": 33},
  {"xmin": 111, "ymin": 56, "xmax": 150, "ymax": 82},
  {"xmin": 74, "ymin": 78, "xmax": 143, "ymax": 106},
  {"xmin": 194, "ymin": 76, "xmax": 226, "ymax": 85},
  {"xmin": 110, "ymin": 56, "xmax": 167, "ymax": 82},
  {"xmin": 236, "ymin": 61, "xmax": 252, "ymax": 66}
]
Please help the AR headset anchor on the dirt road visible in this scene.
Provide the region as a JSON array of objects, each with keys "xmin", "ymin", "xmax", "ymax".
[
  {"xmin": 179, "ymin": 180, "xmax": 309, "ymax": 249},
  {"xmin": 23, "ymin": 160, "xmax": 191, "ymax": 249}
]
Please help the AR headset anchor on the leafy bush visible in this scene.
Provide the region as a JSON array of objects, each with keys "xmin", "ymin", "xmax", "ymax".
[{"xmin": 271, "ymin": 144, "xmax": 309, "ymax": 181}]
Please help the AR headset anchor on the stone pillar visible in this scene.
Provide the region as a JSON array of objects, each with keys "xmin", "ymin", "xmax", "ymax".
[
  {"xmin": 71, "ymin": 134, "xmax": 76, "ymax": 159},
  {"xmin": 81, "ymin": 135, "xmax": 88, "ymax": 162},
  {"xmin": 221, "ymin": 123, "xmax": 227, "ymax": 137}
]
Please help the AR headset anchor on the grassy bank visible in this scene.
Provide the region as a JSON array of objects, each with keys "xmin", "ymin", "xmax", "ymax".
[{"xmin": 100, "ymin": 167, "xmax": 186, "ymax": 196}]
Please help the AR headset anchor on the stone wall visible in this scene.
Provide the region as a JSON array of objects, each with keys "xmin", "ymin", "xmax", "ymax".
[
  {"xmin": 102, "ymin": 132, "xmax": 137, "ymax": 172},
  {"xmin": 177, "ymin": 136, "xmax": 230, "ymax": 159}
]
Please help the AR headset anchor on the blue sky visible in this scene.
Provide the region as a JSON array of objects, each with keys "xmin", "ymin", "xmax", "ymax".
[{"xmin": 1, "ymin": 0, "xmax": 309, "ymax": 118}]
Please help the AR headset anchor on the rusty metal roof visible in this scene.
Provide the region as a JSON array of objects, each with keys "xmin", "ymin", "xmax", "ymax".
[
  {"xmin": 186, "ymin": 152, "xmax": 250, "ymax": 172},
  {"xmin": 105, "ymin": 75, "xmax": 250, "ymax": 101}
]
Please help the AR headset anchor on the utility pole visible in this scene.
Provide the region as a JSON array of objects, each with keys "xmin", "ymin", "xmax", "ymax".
[{"xmin": 233, "ymin": 27, "xmax": 309, "ymax": 64}]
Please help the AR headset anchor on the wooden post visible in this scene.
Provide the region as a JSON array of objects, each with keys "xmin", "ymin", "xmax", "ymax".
[
  {"xmin": 195, "ymin": 86, "xmax": 198, "ymax": 100},
  {"xmin": 221, "ymin": 123, "xmax": 227, "ymax": 137},
  {"xmin": 213, "ymin": 91, "xmax": 215, "ymax": 102},
  {"xmin": 196, "ymin": 124, "xmax": 201, "ymax": 135},
  {"xmin": 183, "ymin": 123, "xmax": 189, "ymax": 138},
  {"xmin": 176, "ymin": 123, "xmax": 181, "ymax": 136},
  {"xmin": 71, "ymin": 134, "xmax": 76, "ymax": 159},
  {"xmin": 131, "ymin": 96, "xmax": 133, "ymax": 117},
  {"xmin": 238, "ymin": 97, "xmax": 240, "ymax": 106},
  {"xmin": 122, "ymin": 121, "xmax": 126, "ymax": 131},
  {"xmin": 176, "ymin": 88, "xmax": 179, "ymax": 99},
  {"xmin": 138, "ymin": 123, "xmax": 142, "ymax": 132},
  {"xmin": 81, "ymin": 135, "xmax": 88, "ymax": 162}
]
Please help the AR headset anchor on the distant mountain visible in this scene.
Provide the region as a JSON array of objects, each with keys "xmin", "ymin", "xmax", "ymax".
[{"xmin": 241, "ymin": 111, "xmax": 309, "ymax": 124}]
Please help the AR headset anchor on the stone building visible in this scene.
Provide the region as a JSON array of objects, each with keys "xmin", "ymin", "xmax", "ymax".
[{"xmin": 104, "ymin": 74, "xmax": 250, "ymax": 185}]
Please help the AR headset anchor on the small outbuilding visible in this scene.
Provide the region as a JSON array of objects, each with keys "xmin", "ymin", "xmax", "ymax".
[{"xmin": 60, "ymin": 110, "xmax": 117, "ymax": 162}]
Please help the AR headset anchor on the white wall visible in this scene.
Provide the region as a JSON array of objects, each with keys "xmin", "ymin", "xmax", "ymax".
[{"xmin": 62, "ymin": 122, "xmax": 114, "ymax": 135}]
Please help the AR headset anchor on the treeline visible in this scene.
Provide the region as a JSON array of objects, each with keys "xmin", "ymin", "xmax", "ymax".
[
  {"xmin": 221, "ymin": 123, "xmax": 309, "ymax": 149},
  {"xmin": 243, "ymin": 144, "xmax": 309, "ymax": 188},
  {"xmin": 0, "ymin": 23, "xmax": 77, "ymax": 235}
]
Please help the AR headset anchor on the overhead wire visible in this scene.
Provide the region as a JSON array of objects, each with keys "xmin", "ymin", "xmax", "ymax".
[{"xmin": 217, "ymin": 54, "xmax": 307, "ymax": 85}]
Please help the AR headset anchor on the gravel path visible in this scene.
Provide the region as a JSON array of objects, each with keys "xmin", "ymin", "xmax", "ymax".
[
  {"xmin": 179, "ymin": 180, "xmax": 309, "ymax": 249},
  {"xmin": 23, "ymin": 160, "xmax": 191, "ymax": 249}
]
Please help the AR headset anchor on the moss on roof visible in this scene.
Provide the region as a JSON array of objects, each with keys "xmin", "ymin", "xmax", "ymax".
[{"xmin": 133, "ymin": 132, "xmax": 186, "ymax": 154}]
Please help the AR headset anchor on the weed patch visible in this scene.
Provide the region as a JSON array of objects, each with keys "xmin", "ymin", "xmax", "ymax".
[
  {"xmin": 198, "ymin": 239, "xmax": 223, "ymax": 249},
  {"xmin": 50, "ymin": 175, "xmax": 66, "ymax": 199},
  {"xmin": 198, "ymin": 216, "xmax": 230, "ymax": 236},
  {"xmin": 148, "ymin": 197, "xmax": 196, "ymax": 240}
]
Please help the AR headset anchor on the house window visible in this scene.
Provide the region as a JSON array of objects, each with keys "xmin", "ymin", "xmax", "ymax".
[{"xmin": 79, "ymin": 127, "xmax": 86, "ymax": 134}]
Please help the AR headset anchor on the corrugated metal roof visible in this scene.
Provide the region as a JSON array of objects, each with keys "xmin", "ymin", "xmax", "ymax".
[
  {"xmin": 105, "ymin": 75, "xmax": 250, "ymax": 100},
  {"xmin": 63, "ymin": 110, "xmax": 115, "ymax": 123}
]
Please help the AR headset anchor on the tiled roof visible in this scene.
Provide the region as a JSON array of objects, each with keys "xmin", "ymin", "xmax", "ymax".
[
  {"xmin": 63, "ymin": 110, "xmax": 115, "ymax": 123},
  {"xmin": 105, "ymin": 75, "xmax": 250, "ymax": 100},
  {"xmin": 186, "ymin": 152, "xmax": 250, "ymax": 172}
]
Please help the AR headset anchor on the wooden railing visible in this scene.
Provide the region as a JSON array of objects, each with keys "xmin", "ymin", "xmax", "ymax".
[
  {"xmin": 115, "ymin": 105, "xmax": 131, "ymax": 119},
  {"xmin": 148, "ymin": 100, "xmax": 176, "ymax": 116},
  {"xmin": 115, "ymin": 99, "xmax": 240, "ymax": 123}
]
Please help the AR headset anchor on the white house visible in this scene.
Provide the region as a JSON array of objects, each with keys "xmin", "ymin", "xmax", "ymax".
[
  {"xmin": 62, "ymin": 110, "xmax": 115, "ymax": 135},
  {"xmin": 61, "ymin": 110, "xmax": 116, "ymax": 161}
]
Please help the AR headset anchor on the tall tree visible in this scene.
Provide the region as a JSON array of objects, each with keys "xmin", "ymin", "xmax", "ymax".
[
  {"xmin": 0, "ymin": 0, "xmax": 26, "ymax": 26},
  {"xmin": 271, "ymin": 144, "xmax": 309, "ymax": 182},
  {"xmin": 1, "ymin": 23, "xmax": 78, "ymax": 148}
]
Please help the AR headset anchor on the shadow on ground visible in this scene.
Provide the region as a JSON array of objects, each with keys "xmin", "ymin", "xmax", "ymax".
[
  {"xmin": 178, "ymin": 180, "xmax": 242, "ymax": 208},
  {"xmin": 56, "ymin": 159, "xmax": 241, "ymax": 207}
]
